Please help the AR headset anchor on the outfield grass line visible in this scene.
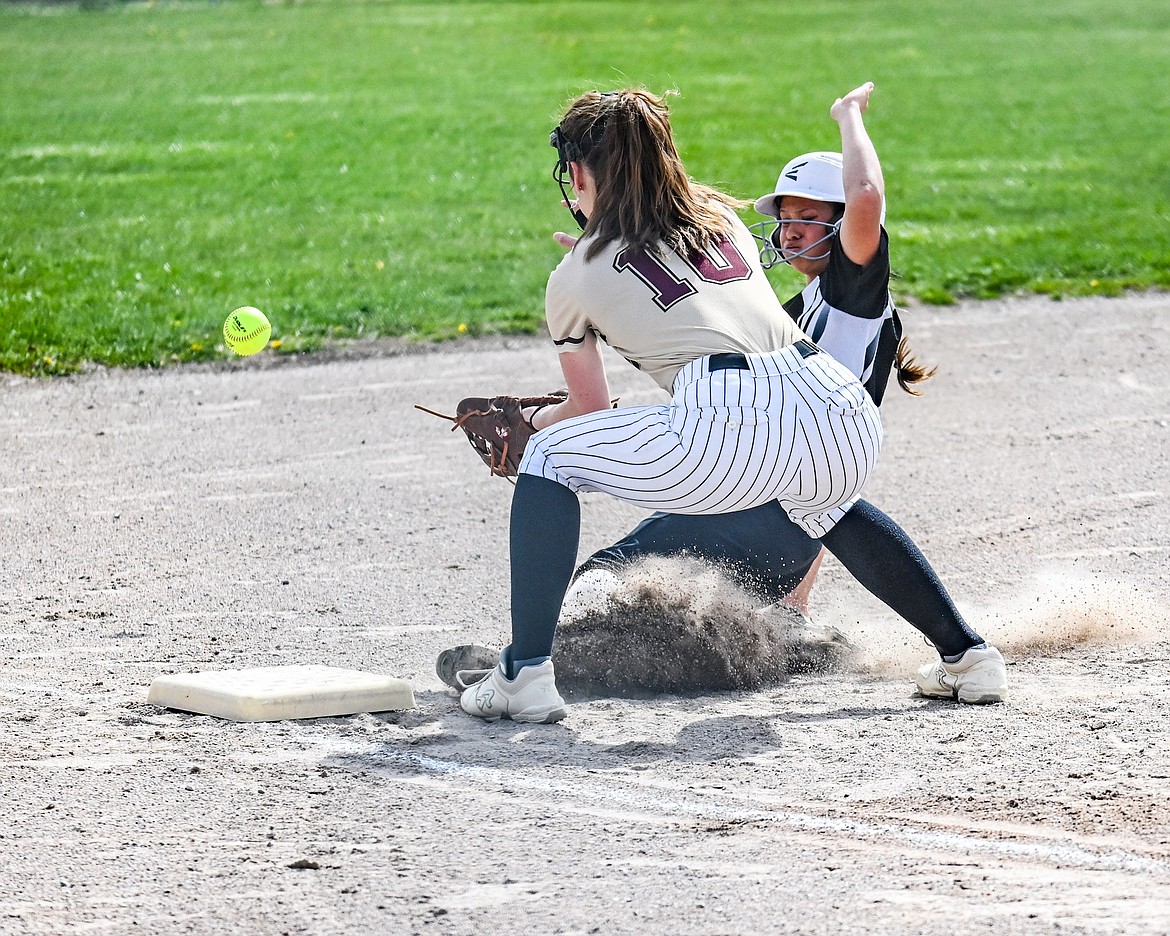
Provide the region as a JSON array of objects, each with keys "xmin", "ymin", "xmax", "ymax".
[
  {"xmin": 192, "ymin": 92, "xmax": 329, "ymax": 106},
  {"xmin": 10, "ymin": 140, "xmax": 235, "ymax": 160}
]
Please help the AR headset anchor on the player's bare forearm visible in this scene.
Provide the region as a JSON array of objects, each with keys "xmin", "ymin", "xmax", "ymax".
[
  {"xmin": 833, "ymin": 83, "xmax": 884, "ymax": 211},
  {"xmin": 543, "ymin": 381, "xmax": 612, "ymax": 425},
  {"xmin": 833, "ymin": 82, "xmax": 884, "ymax": 265},
  {"xmin": 528, "ymin": 333, "xmax": 612, "ymax": 430},
  {"xmin": 528, "ymin": 393, "xmax": 608, "ymax": 430}
]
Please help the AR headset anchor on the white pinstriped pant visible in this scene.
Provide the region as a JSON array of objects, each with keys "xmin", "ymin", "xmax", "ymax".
[{"xmin": 519, "ymin": 343, "xmax": 883, "ymax": 539}]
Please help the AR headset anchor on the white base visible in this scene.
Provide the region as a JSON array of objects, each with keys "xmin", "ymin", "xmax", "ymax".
[{"xmin": 147, "ymin": 665, "xmax": 416, "ymax": 722}]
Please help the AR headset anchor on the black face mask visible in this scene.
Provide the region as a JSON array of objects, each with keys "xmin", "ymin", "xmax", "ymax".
[{"xmin": 549, "ymin": 126, "xmax": 588, "ymax": 230}]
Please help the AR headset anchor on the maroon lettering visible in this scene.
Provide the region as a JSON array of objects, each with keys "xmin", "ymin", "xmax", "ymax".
[
  {"xmin": 686, "ymin": 236, "xmax": 751, "ymax": 283},
  {"xmin": 613, "ymin": 247, "xmax": 697, "ymax": 311},
  {"xmin": 614, "ymin": 235, "xmax": 751, "ymax": 311}
]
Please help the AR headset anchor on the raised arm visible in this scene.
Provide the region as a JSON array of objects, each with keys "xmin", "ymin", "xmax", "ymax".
[{"xmin": 831, "ymin": 82, "xmax": 885, "ymax": 267}]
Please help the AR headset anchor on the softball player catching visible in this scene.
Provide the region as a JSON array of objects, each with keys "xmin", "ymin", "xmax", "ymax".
[{"xmin": 458, "ymin": 85, "xmax": 1006, "ymax": 725}]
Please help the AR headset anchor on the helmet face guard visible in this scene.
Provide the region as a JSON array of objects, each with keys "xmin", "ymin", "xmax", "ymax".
[
  {"xmin": 750, "ymin": 150, "xmax": 886, "ymax": 270},
  {"xmin": 549, "ymin": 92, "xmax": 619, "ymax": 232},
  {"xmin": 550, "ymin": 126, "xmax": 588, "ymax": 230},
  {"xmin": 748, "ymin": 217, "xmax": 840, "ymax": 270},
  {"xmin": 750, "ymin": 151, "xmax": 844, "ymax": 268}
]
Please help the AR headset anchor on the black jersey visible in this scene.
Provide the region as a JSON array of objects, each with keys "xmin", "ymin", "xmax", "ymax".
[{"xmin": 782, "ymin": 228, "xmax": 902, "ymax": 406}]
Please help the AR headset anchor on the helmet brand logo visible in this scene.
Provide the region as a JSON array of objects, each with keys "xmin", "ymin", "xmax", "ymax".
[{"xmin": 784, "ymin": 161, "xmax": 807, "ymax": 181}]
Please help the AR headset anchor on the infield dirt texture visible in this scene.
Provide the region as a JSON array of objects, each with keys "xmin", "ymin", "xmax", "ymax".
[{"xmin": 1, "ymin": 293, "xmax": 1169, "ymax": 934}]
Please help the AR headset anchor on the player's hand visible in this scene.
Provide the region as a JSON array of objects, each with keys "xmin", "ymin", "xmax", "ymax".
[
  {"xmin": 831, "ymin": 82, "xmax": 874, "ymax": 121},
  {"xmin": 557, "ymin": 198, "xmax": 584, "ymax": 250}
]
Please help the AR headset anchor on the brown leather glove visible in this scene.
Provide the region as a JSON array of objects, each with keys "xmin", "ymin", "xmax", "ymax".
[{"xmin": 416, "ymin": 391, "xmax": 568, "ymax": 478}]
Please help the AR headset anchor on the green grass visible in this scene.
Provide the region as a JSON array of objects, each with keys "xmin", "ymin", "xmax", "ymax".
[{"xmin": 1, "ymin": 0, "xmax": 1167, "ymax": 374}]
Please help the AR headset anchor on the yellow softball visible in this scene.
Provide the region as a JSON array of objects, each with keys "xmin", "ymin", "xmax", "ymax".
[{"xmin": 223, "ymin": 307, "xmax": 272, "ymax": 356}]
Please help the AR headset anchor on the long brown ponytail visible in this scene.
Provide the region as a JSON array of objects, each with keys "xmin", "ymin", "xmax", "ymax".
[{"xmin": 557, "ymin": 89, "xmax": 745, "ymax": 261}]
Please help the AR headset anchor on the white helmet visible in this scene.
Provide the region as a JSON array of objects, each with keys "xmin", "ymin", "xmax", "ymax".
[
  {"xmin": 749, "ymin": 151, "xmax": 885, "ymax": 269},
  {"xmin": 753, "ymin": 151, "xmax": 845, "ymax": 218}
]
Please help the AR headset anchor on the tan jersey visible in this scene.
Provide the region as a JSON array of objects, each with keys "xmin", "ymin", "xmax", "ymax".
[{"xmin": 546, "ymin": 213, "xmax": 803, "ymax": 391}]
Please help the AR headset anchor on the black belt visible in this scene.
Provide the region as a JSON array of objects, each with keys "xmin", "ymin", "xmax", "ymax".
[{"xmin": 708, "ymin": 340, "xmax": 818, "ymax": 372}]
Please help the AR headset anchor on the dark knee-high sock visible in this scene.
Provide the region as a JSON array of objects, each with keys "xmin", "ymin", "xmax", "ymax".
[
  {"xmin": 508, "ymin": 474, "xmax": 580, "ymax": 674},
  {"xmin": 820, "ymin": 500, "xmax": 984, "ymax": 657}
]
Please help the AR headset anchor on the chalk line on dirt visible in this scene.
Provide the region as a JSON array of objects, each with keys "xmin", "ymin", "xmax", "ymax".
[{"xmin": 316, "ymin": 741, "xmax": 1169, "ymax": 877}]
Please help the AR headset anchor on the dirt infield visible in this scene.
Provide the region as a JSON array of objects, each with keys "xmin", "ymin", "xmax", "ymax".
[{"xmin": 1, "ymin": 293, "xmax": 1168, "ymax": 934}]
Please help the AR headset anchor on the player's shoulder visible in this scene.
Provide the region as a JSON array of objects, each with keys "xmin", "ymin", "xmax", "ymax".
[
  {"xmin": 830, "ymin": 225, "xmax": 889, "ymax": 270},
  {"xmin": 818, "ymin": 228, "xmax": 891, "ymax": 319}
]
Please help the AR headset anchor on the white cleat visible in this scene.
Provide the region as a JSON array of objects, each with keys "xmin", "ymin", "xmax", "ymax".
[
  {"xmin": 916, "ymin": 644, "xmax": 1008, "ymax": 704},
  {"xmin": 459, "ymin": 660, "xmax": 567, "ymax": 724}
]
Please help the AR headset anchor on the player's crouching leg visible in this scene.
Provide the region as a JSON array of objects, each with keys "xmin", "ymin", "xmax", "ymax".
[{"xmin": 915, "ymin": 644, "xmax": 1008, "ymax": 704}]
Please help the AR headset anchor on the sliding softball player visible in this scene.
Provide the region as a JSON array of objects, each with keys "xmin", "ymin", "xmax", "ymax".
[{"xmin": 455, "ymin": 86, "xmax": 1006, "ymax": 725}]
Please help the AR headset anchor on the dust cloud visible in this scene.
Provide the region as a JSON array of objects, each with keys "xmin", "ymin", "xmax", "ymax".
[
  {"xmin": 553, "ymin": 561, "xmax": 1165, "ymax": 691},
  {"xmin": 553, "ymin": 556, "xmax": 856, "ymax": 696}
]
